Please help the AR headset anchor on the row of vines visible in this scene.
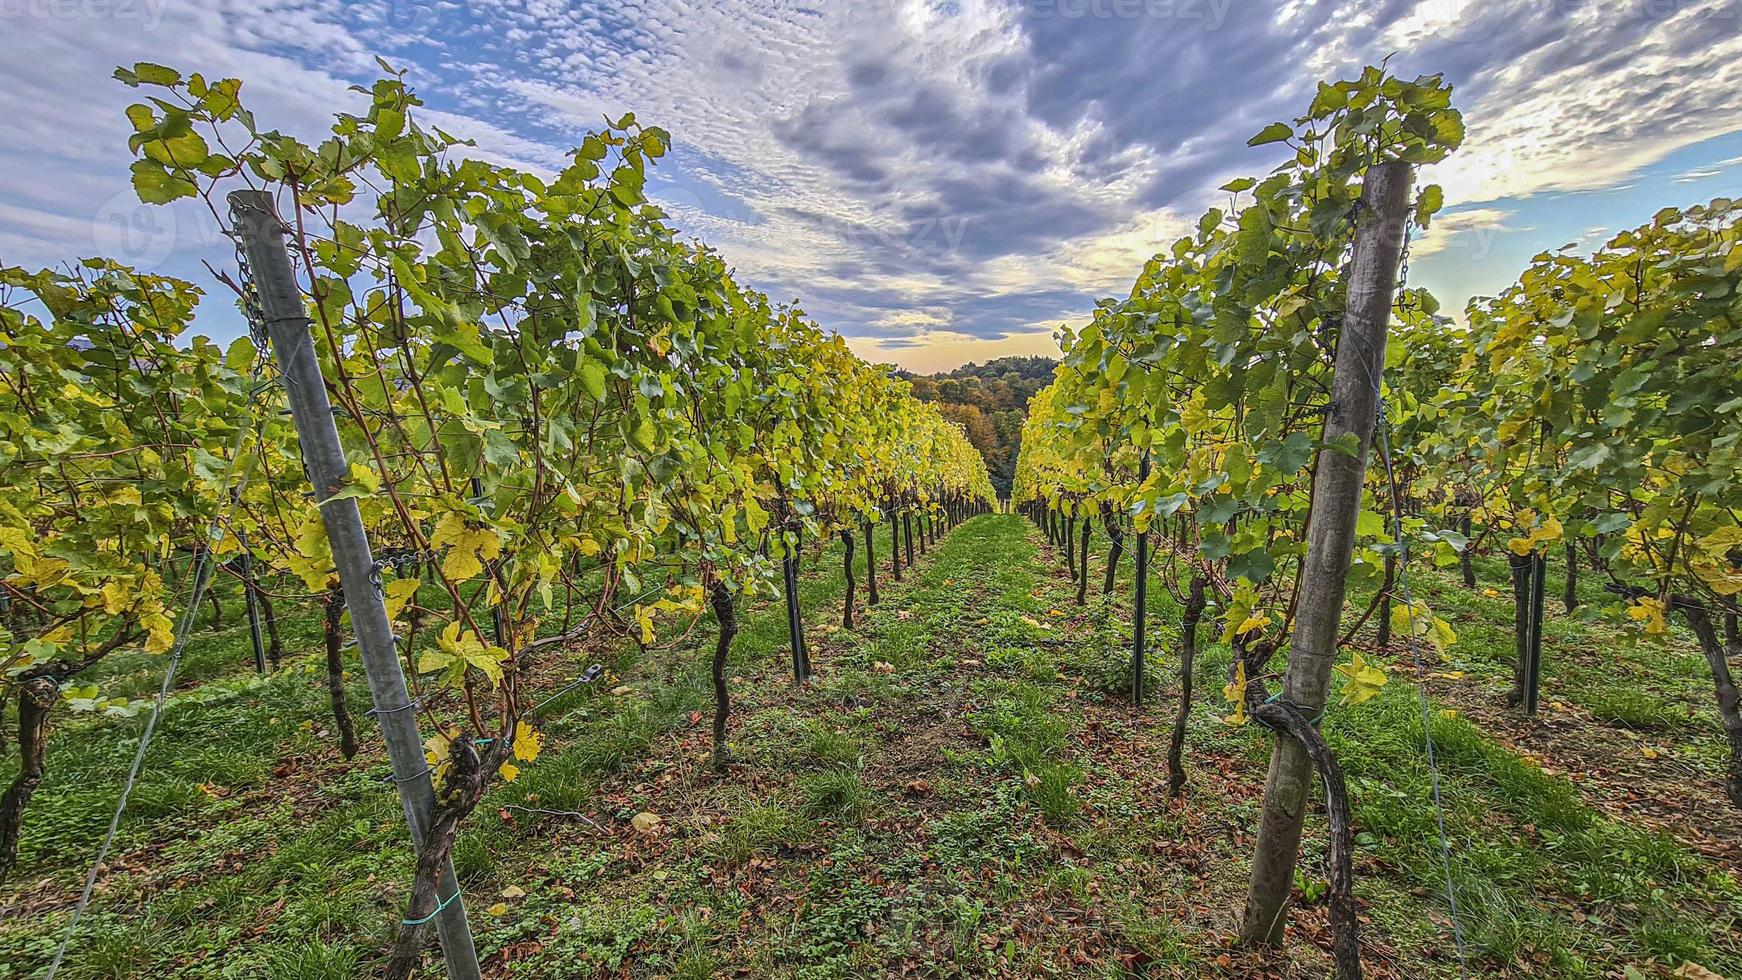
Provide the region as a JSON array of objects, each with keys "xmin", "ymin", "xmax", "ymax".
[
  {"xmin": 0, "ymin": 63, "xmax": 995, "ymax": 977},
  {"xmin": 1012, "ymin": 64, "xmax": 1742, "ymax": 977}
]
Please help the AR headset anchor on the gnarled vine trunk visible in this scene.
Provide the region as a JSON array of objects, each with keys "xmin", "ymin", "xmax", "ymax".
[
  {"xmin": 1166, "ymin": 576, "xmax": 1207, "ymax": 798},
  {"xmin": 1681, "ymin": 604, "xmax": 1742, "ymax": 807},
  {"xmin": 709, "ymin": 581, "xmax": 740, "ymax": 771},
  {"xmin": 256, "ymin": 588, "xmax": 284, "ymax": 668},
  {"xmin": 0, "ymin": 675, "xmax": 56, "ymax": 883},
  {"xmin": 1459, "ymin": 513, "xmax": 1476, "ymax": 589},
  {"xmin": 1100, "ymin": 502, "xmax": 1123, "ymax": 597},
  {"xmin": 841, "ymin": 529, "xmax": 857, "ymax": 629},
  {"xmin": 1076, "ymin": 517, "xmax": 1092, "ymax": 606},
  {"xmin": 1251, "ymin": 700, "xmax": 1362, "ymax": 980},
  {"xmin": 383, "ymin": 736, "xmax": 505, "ymax": 980},
  {"xmin": 324, "ymin": 588, "xmax": 360, "ymax": 760},
  {"xmin": 1563, "ymin": 540, "xmax": 1579, "ymax": 613}
]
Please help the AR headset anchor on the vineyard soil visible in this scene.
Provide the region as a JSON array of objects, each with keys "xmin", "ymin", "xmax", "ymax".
[{"xmin": 2, "ymin": 517, "xmax": 1738, "ymax": 978}]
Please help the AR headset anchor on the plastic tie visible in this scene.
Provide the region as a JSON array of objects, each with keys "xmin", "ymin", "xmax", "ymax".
[{"xmin": 401, "ymin": 888, "xmax": 460, "ymax": 926}]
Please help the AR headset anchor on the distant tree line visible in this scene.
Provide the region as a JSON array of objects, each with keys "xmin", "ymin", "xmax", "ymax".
[{"xmin": 903, "ymin": 355, "xmax": 1056, "ymax": 497}]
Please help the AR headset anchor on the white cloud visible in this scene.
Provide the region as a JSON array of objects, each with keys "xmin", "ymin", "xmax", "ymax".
[
  {"xmin": 5, "ymin": 0, "xmax": 1742, "ymax": 371},
  {"xmin": 1411, "ymin": 207, "xmax": 1520, "ymax": 260}
]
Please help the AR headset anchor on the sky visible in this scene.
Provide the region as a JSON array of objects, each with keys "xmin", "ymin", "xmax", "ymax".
[{"xmin": 3, "ymin": 0, "xmax": 1742, "ymax": 373}]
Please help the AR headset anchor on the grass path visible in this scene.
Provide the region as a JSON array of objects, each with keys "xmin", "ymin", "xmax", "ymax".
[{"xmin": 4, "ymin": 515, "xmax": 1740, "ymax": 978}]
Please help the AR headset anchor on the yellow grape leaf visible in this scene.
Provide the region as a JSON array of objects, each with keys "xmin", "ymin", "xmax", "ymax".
[
  {"xmin": 1390, "ymin": 600, "xmax": 1457, "ymax": 654},
  {"xmin": 0, "ymin": 525, "xmax": 38, "ymax": 560},
  {"xmin": 486, "ymin": 903, "xmax": 508, "ymax": 916},
  {"xmin": 19, "ymin": 555, "xmax": 71, "ymax": 590},
  {"xmin": 101, "ymin": 580, "xmax": 131, "ymax": 616},
  {"xmin": 289, "ymin": 509, "xmax": 336, "ymax": 591},
  {"xmin": 1506, "ymin": 514, "xmax": 1563, "ymax": 556},
  {"xmin": 142, "ymin": 611, "xmax": 176, "ymax": 654},
  {"xmin": 1626, "ymin": 596, "xmax": 1667, "ymax": 635},
  {"xmin": 1334, "ymin": 652, "xmax": 1388, "ymax": 707},
  {"xmin": 1221, "ymin": 660, "xmax": 1249, "ymax": 726},
  {"xmin": 425, "ymin": 727, "xmax": 456, "ymax": 787},
  {"xmin": 348, "ymin": 461, "xmax": 381, "ymax": 494},
  {"xmin": 743, "ymin": 497, "xmax": 769, "ymax": 536},
  {"xmin": 1690, "ymin": 527, "xmax": 1742, "ymax": 596},
  {"xmin": 497, "ymin": 763, "xmax": 520, "ymax": 782},
  {"xmin": 430, "ymin": 511, "xmax": 501, "ymax": 582},
  {"xmin": 634, "ymin": 604, "xmax": 657, "ymax": 644},
  {"xmin": 417, "ymin": 622, "xmax": 509, "ymax": 687},
  {"xmin": 512, "ymin": 721, "xmax": 542, "ymax": 763},
  {"xmin": 1233, "ymin": 613, "xmax": 1272, "ymax": 637},
  {"xmin": 383, "ymin": 578, "xmax": 421, "ymax": 621}
]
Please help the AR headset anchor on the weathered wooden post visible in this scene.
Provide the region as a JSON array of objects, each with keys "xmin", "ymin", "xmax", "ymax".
[{"xmin": 1238, "ymin": 160, "xmax": 1412, "ymax": 959}]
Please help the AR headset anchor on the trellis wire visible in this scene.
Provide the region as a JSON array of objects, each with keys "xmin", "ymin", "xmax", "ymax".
[{"xmin": 1371, "ymin": 216, "xmax": 1470, "ymax": 978}]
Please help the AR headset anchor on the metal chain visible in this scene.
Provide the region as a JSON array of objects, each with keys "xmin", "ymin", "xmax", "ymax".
[{"xmin": 231, "ymin": 229, "xmax": 273, "ymax": 355}]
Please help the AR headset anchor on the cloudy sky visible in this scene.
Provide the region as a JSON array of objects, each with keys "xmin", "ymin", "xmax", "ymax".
[{"xmin": 3, "ymin": 0, "xmax": 1742, "ymax": 372}]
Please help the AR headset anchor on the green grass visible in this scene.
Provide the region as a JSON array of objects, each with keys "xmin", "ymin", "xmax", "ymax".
[{"xmin": 4, "ymin": 514, "xmax": 1739, "ymax": 978}]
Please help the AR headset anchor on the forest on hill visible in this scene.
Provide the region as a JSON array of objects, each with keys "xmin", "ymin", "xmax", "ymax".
[{"xmin": 904, "ymin": 355, "xmax": 1056, "ymax": 496}]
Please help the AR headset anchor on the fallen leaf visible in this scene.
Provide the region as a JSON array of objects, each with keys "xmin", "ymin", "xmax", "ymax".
[
  {"xmin": 631, "ymin": 812, "xmax": 663, "ymax": 834},
  {"xmin": 500, "ymin": 884, "xmax": 525, "ymax": 899},
  {"xmin": 611, "ymin": 685, "xmax": 634, "ymax": 696},
  {"xmin": 486, "ymin": 903, "xmax": 508, "ymax": 916}
]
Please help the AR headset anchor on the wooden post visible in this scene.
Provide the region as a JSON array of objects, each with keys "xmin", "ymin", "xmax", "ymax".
[
  {"xmin": 1524, "ymin": 552, "xmax": 1546, "ymax": 716},
  {"xmin": 239, "ymin": 531, "xmax": 267, "ymax": 675},
  {"xmin": 889, "ymin": 492, "xmax": 902, "ymax": 581},
  {"xmin": 1076, "ymin": 516, "xmax": 1092, "ymax": 606},
  {"xmin": 781, "ymin": 517, "xmax": 808, "ymax": 685},
  {"xmin": 1239, "ymin": 160, "xmax": 1413, "ymax": 951}
]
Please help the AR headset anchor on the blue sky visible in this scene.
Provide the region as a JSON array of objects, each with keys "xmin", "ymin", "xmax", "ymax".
[{"xmin": 3, "ymin": 0, "xmax": 1741, "ymax": 372}]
